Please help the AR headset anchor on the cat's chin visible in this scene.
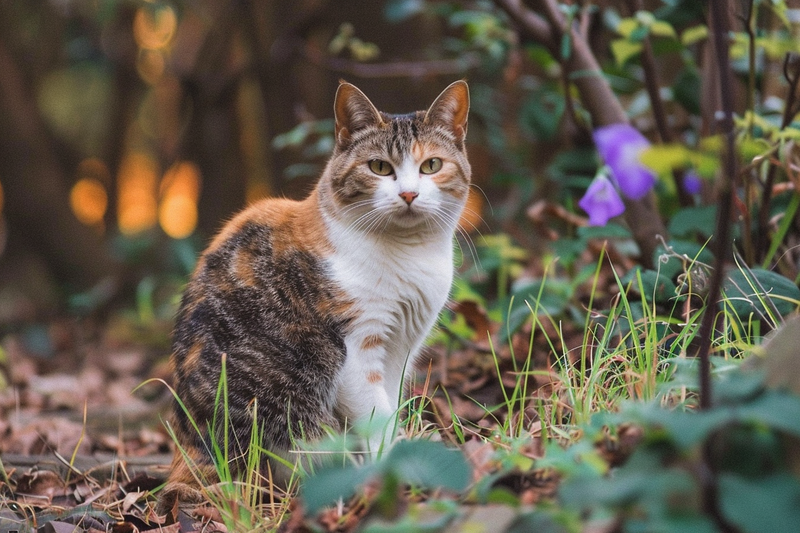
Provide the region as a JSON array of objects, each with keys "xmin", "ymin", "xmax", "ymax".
[{"xmin": 383, "ymin": 207, "xmax": 447, "ymax": 235}]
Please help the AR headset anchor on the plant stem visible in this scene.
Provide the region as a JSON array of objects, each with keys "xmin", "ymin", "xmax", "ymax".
[
  {"xmin": 757, "ymin": 53, "xmax": 800, "ymax": 263},
  {"xmin": 497, "ymin": 0, "xmax": 667, "ymax": 266},
  {"xmin": 627, "ymin": 0, "xmax": 693, "ymax": 207},
  {"xmin": 699, "ymin": 1, "xmax": 741, "ymax": 531}
]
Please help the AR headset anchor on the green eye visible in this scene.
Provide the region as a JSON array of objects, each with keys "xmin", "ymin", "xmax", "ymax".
[
  {"xmin": 420, "ymin": 158, "xmax": 443, "ymax": 174},
  {"xmin": 368, "ymin": 160, "xmax": 393, "ymax": 176}
]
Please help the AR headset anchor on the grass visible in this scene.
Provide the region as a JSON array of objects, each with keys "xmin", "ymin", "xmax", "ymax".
[{"xmin": 151, "ymin": 250, "xmax": 796, "ymax": 531}]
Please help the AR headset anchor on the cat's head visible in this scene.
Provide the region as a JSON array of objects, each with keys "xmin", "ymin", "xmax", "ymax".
[{"xmin": 318, "ymin": 81, "xmax": 471, "ymax": 238}]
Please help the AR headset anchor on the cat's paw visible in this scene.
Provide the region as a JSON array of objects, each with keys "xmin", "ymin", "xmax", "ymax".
[{"xmin": 156, "ymin": 482, "xmax": 206, "ymax": 519}]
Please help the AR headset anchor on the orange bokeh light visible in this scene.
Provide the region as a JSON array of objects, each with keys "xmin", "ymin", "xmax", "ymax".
[
  {"xmin": 133, "ymin": 6, "xmax": 177, "ymax": 51},
  {"xmin": 159, "ymin": 161, "xmax": 201, "ymax": 239},
  {"xmin": 70, "ymin": 178, "xmax": 108, "ymax": 226},
  {"xmin": 118, "ymin": 152, "xmax": 159, "ymax": 235}
]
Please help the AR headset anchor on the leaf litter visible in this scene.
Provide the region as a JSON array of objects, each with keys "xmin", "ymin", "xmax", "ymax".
[{"xmin": 0, "ymin": 298, "xmax": 598, "ymax": 532}]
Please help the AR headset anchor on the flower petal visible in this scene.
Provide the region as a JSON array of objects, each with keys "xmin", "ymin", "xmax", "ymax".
[
  {"xmin": 579, "ymin": 174, "xmax": 626, "ymax": 226},
  {"xmin": 593, "ymin": 124, "xmax": 656, "ymax": 200},
  {"xmin": 683, "ymin": 171, "xmax": 702, "ymax": 195}
]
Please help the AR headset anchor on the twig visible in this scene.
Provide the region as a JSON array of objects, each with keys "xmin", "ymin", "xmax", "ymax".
[
  {"xmin": 626, "ymin": 0, "xmax": 693, "ymax": 207},
  {"xmin": 495, "ymin": 0, "xmax": 668, "ymax": 266},
  {"xmin": 757, "ymin": 53, "xmax": 800, "ymax": 262},
  {"xmin": 698, "ymin": 1, "xmax": 741, "ymax": 530},
  {"xmin": 300, "ymin": 42, "xmax": 481, "ymax": 78}
]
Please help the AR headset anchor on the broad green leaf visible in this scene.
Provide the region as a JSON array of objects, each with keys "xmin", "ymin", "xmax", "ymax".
[
  {"xmin": 652, "ymin": 240, "xmax": 714, "ymax": 281},
  {"xmin": 668, "ymin": 205, "xmax": 717, "ymax": 238},
  {"xmin": 301, "ymin": 462, "xmax": 377, "ymax": 513},
  {"xmin": 723, "ymin": 267, "xmax": 800, "ymax": 319},
  {"xmin": 719, "ymin": 473, "xmax": 800, "ymax": 533},
  {"xmin": 611, "ymin": 39, "xmax": 643, "ymax": 65},
  {"xmin": 386, "ymin": 440, "xmax": 471, "ymax": 492},
  {"xmin": 681, "ymin": 25, "xmax": 708, "ymax": 45}
]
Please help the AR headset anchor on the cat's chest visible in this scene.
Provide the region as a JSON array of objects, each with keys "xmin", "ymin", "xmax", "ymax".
[
  {"xmin": 325, "ymin": 235, "xmax": 453, "ymax": 337},
  {"xmin": 328, "ymin": 238, "xmax": 452, "ymax": 302}
]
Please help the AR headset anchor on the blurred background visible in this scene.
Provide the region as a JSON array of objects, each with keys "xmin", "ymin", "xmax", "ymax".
[
  {"xmin": 0, "ymin": 0, "xmax": 538, "ymax": 328},
  {"xmin": 0, "ymin": 0, "xmax": 720, "ymax": 345}
]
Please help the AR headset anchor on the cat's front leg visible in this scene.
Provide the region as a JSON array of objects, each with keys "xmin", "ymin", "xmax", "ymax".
[{"xmin": 337, "ymin": 333, "xmax": 399, "ymax": 456}]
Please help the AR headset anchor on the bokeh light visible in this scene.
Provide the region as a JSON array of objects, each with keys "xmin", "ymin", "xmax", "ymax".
[
  {"xmin": 70, "ymin": 178, "xmax": 108, "ymax": 227},
  {"xmin": 159, "ymin": 161, "xmax": 201, "ymax": 239},
  {"xmin": 133, "ymin": 5, "xmax": 177, "ymax": 51},
  {"xmin": 70, "ymin": 158, "xmax": 110, "ymax": 230},
  {"xmin": 117, "ymin": 152, "xmax": 159, "ymax": 235}
]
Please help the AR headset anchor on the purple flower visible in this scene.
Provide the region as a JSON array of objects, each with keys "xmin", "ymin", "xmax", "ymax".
[
  {"xmin": 683, "ymin": 170, "xmax": 702, "ymax": 195},
  {"xmin": 593, "ymin": 124, "xmax": 656, "ymax": 200},
  {"xmin": 579, "ymin": 174, "xmax": 626, "ymax": 226}
]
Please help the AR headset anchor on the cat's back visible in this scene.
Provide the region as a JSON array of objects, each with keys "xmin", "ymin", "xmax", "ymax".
[{"xmin": 171, "ymin": 193, "xmax": 350, "ymax": 393}]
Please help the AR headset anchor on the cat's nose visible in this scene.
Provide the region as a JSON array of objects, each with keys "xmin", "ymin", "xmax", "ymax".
[{"xmin": 399, "ymin": 191, "xmax": 418, "ymax": 205}]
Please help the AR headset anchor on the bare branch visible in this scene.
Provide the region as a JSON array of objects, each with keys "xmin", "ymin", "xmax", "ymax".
[{"xmin": 300, "ymin": 42, "xmax": 481, "ymax": 79}]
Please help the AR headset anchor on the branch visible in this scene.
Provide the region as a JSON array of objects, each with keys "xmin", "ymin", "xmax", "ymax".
[
  {"xmin": 627, "ymin": 0, "xmax": 693, "ymax": 207},
  {"xmin": 495, "ymin": 0, "xmax": 556, "ymax": 51},
  {"xmin": 299, "ymin": 42, "xmax": 482, "ymax": 78},
  {"xmin": 495, "ymin": 0, "xmax": 667, "ymax": 266}
]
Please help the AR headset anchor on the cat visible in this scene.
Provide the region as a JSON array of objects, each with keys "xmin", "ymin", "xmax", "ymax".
[{"xmin": 158, "ymin": 80, "xmax": 471, "ymax": 512}]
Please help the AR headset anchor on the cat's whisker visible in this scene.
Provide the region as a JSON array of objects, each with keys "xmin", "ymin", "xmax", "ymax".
[{"xmin": 468, "ymin": 183, "xmax": 494, "ymax": 218}]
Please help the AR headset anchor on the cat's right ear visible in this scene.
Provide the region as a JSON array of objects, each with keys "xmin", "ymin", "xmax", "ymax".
[{"xmin": 334, "ymin": 82, "xmax": 385, "ymax": 148}]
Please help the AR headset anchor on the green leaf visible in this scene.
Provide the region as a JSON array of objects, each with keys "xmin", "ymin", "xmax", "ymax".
[
  {"xmin": 649, "ymin": 20, "xmax": 677, "ymax": 38},
  {"xmin": 385, "ymin": 440, "xmax": 471, "ymax": 492},
  {"xmin": 611, "ymin": 38, "xmax": 643, "ymax": 65},
  {"xmin": 668, "ymin": 205, "xmax": 717, "ymax": 238},
  {"xmin": 672, "ymin": 66, "xmax": 701, "ymax": 115},
  {"xmin": 652, "ymin": 240, "xmax": 714, "ymax": 281},
  {"xmin": 301, "ymin": 462, "xmax": 377, "ymax": 514},
  {"xmin": 681, "ymin": 25, "xmax": 709, "ymax": 45},
  {"xmin": 622, "ymin": 267, "xmax": 677, "ymax": 304},
  {"xmin": 723, "ymin": 267, "xmax": 800, "ymax": 319},
  {"xmin": 640, "ymin": 143, "xmax": 690, "ymax": 175},
  {"xmin": 520, "ymin": 86, "xmax": 565, "ymax": 141},
  {"xmin": 616, "ymin": 17, "xmax": 639, "ymax": 37},
  {"xmin": 507, "ymin": 511, "xmax": 570, "ymax": 533},
  {"xmin": 719, "ymin": 473, "xmax": 800, "ymax": 533},
  {"xmin": 577, "ymin": 222, "xmax": 632, "ymax": 240}
]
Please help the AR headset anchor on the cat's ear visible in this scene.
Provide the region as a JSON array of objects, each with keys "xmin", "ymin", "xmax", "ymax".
[
  {"xmin": 334, "ymin": 81, "xmax": 385, "ymax": 147},
  {"xmin": 424, "ymin": 80, "xmax": 470, "ymax": 143}
]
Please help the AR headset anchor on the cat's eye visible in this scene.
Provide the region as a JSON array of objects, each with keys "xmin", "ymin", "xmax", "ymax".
[
  {"xmin": 368, "ymin": 159, "xmax": 393, "ymax": 176},
  {"xmin": 420, "ymin": 158, "xmax": 443, "ymax": 174}
]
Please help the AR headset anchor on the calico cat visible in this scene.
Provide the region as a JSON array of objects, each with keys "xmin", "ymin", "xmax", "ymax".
[{"xmin": 159, "ymin": 80, "xmax": 470, "ymax": 510}]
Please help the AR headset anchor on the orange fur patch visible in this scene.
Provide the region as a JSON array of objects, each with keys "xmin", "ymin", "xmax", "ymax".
[
  {"xmin": 183, "ymin": 343, "xmax": 203, "ymax": 372},
  {"xmin": 361, "ymin": 334, "xmax": 384, "ymax": 350},
  {"xmin": 366, "ymin": 371, "xmax": 383, "ymax": 384},
  {"xmin": 233, "ymin": 250, "xmax": 258, "ymax": 287}
]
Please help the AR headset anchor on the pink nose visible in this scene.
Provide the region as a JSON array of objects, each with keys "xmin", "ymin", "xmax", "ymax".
[{"xmin": 399, "ymin": 191, "xmax": 418, "ymax": 205}]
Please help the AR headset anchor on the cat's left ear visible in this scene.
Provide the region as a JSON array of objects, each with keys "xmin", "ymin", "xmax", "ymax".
[
  {"xmin": 334, "ymin": 81, "xmax": 385, "ymax": 148},
  {"xmin": 424, "ymin": 80, "xmax": 470, "ymax": 144}
]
